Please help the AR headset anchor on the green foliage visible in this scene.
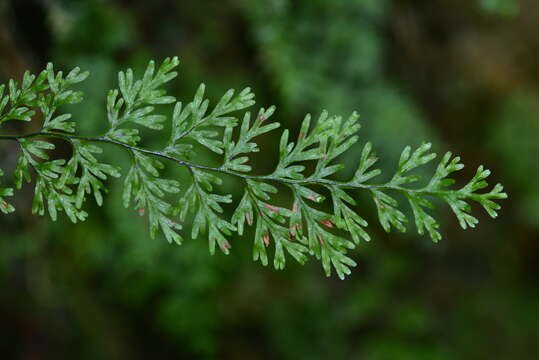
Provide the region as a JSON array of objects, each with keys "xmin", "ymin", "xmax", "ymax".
[
  {"xmin": 0, "ymin": 58, "xmax": 507, "ymax": 278},
  {"xmin": 0, "ymin": 168, "xmax": 14, "ymax": 214},
  {"xmin": 480, "ymin": 0, "xmax": 519, "ymax": 16},
  {"xmin": 6, "ymin": 63, "xmax": 117, "ymax": 224},
  {"xmin": 240, "ymin": 0, "xmax": 438, "ymax": 181},
  {"xmin": 489, "ymin": 91, "xmax": 539, "ymax": 227}
]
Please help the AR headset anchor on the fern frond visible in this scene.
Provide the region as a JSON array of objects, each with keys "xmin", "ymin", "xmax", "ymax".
[
  {"xmin": 123, "ymin": 151, "xmax": 182, "ymax": 244},
  {"xmin": 179, "ymin": 169, "xmax": 236, "ymax": 254},
  {"xmin": 0, "ymin": 58, "xmax": 508, "ymax": 278}
]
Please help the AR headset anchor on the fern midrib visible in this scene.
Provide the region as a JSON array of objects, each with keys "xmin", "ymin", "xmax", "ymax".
[{"xmin": 0, "ymin": 131, "xmax": 463, "ymax": 198}]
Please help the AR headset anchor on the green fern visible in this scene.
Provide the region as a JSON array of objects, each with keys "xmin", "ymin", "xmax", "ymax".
[{"xmin": 0, "ymin": 58, "xmax": 507, "ymax": 279}]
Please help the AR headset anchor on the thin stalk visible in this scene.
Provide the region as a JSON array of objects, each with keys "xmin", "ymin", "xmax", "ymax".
[{"xmin": 0, "ymin": 131, "xmax": 460, "ymax": 197}]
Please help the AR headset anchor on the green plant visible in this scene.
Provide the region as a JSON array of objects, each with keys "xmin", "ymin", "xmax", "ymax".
[{"xmin": 0, "ymin": 57, "xmax": 507, "ymax": 279}]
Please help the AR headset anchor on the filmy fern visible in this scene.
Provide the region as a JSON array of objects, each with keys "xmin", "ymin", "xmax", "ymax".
[{"xmin": 0, "ymin": 58, "xmax": 507, "ymax": 279}]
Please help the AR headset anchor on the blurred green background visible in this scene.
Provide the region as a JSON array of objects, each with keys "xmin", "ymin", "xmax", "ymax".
[{"xmin": 1, "ymin": 0, "xmax": 538, "ymax": 359}]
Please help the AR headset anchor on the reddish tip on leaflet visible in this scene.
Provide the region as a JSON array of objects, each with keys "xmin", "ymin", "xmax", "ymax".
[
  {"xmin": 263, "ymin": 233, "xmax": 270, "ymax": 247},
  {"xmin": 264, "ymin": 204, "xmax": 280, "ymax": 214},
  {"xmin": 320, "ymin": 219, "xmax": 334, "ymax": 228},
  {"xmin": 222, "ymin": 240, "xmax": 232, "ymax": 250}
]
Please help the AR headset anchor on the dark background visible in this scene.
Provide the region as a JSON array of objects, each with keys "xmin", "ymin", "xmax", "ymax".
[{"xmin": 1, "ymin": 0, "xmax": 538, "ymax": 359}]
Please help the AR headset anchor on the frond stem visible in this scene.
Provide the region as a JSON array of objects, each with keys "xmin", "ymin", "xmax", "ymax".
[{"xmin": 0, "ymin": 131, "xmax": 460, "ymax": 198}]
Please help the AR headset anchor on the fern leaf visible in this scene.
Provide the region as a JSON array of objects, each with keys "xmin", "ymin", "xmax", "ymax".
[{"xmin": 0, "ymin": 58, "xmax": 508, "ymax": 278}]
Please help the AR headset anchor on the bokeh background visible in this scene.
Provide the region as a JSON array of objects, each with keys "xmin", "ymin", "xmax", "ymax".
[{"xmin": 1, "ymin": 0, "xmax": 538, "ymax": 359}]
